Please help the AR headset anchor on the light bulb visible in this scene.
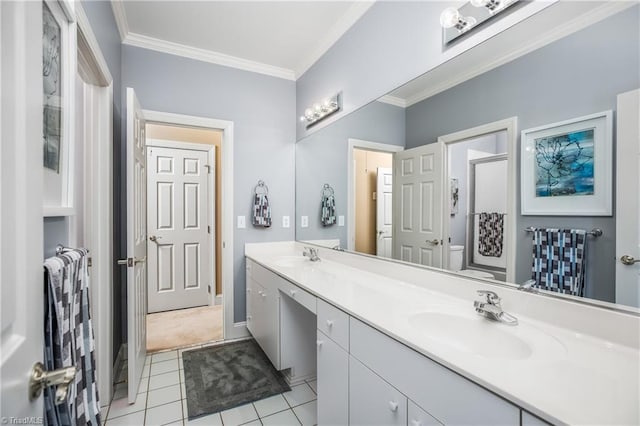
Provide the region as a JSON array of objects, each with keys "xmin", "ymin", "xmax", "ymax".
[
  {"xmin": 470, "ymin": 0, "xmax": 489, "ymax": 7},
  {"xmin": 299, "ymin": 116, "xmax": 306, "ymax": 122},
  {"xmin": 440, "ymin": 7, "xmax": 460, "ymax": 29},
  {"xmin": 314, "ymin": 104, "xmax": 322, "ymax": 113}
]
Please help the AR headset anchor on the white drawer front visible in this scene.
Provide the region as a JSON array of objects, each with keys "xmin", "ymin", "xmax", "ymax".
[
  {"xmin": 522, "ymin": 411, "xmax": 552, "ymax": 426},
  {"xmin": 250, "ymin": 261, "xmax": 281, "ymax": 292},
  {"xmin": 350, "ymin": 318, "xmax": 520, "ymax": 426},
  {"xmin": 350, "ymin": 355, "xmax": 407, "ymax": 426},
  {"xmin": 317, "ymin": 299, "xmax": 349, "ymax": 350},
  {"xmin": 279, "ymin": 278, "xmax": 317, "ymax": 314}
]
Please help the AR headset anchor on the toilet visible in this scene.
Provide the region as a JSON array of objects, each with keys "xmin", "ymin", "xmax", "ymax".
[{"xmin": 448, "ymin": 245, "xmax": 495, "ymax": 279}]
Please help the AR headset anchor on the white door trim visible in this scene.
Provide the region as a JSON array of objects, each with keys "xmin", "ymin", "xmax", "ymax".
[
  {"xmin": 145, "ymin": 138, "xmax": 216, "ymax": 309},
  {"xmin": 76, "ymin": 2, "xmax": 114, "ymax": 405},
  {"xmin": 142, "ymin": 110, "xmax": 245, "ymax": 340},
  {"xmin": 437, "ymin": 117, "xmax": 517, "ymax": 283},
  {"xmin": 347, "ymin": 138, "xmax": 404, "ymax": 251}
]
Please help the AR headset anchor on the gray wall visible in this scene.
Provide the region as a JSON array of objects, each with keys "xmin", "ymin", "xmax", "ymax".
[
  {"xmin": 406, "ymin": 7, "xmax": 640, "ymax": 302},
  {"xmin": 296, "ymin": 101, "xmax": 405, "ymax": 246},
  {"xmin": 122, "ymin": 45, "xmax": 296, "ymax": 322},
  {"xmin": 296, "ymin": 1, "xmax": 552, "ymax": 140}
]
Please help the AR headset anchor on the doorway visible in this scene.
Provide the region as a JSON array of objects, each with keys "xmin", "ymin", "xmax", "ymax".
[
  {"xmin": 144, "ymin": 123, "xmax": 223, "ymax": 352},
  {"xmin": 347, "ymin": 139, "xmax": 404, "ymax": 253},
  {"xmin": 439, "ymin": 117, "xmax": 517, "ymax": 283}
]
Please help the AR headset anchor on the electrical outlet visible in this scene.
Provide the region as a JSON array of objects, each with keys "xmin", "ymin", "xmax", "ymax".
[
  {"xmin": 237, "ymin": 215, "xmax": 246, "ymax": 229},
  {"xmin": 338, "ymin": 215, "xmax": 345, "ymax": 226},
  {"xmin": 301, "ymin": 216, "xmax": 309, "ymax": 228},
  {"xmin": 282, "ymin": 216, "xmax": 290, "ymax": 228}
]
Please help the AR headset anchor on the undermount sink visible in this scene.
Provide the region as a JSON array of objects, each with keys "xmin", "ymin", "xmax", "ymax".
[
  {"xmin": 408, "ymin": 310, "xmax": 534, "ymax": 360},
  {"xmin": 272, "ymin": 256, "xmax": 311, "ymax": 268}
]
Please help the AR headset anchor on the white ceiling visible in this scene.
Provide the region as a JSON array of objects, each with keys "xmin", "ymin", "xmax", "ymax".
[{"xmin": 114, "ymin": 1, "xmax": 373, "ymax": 80}]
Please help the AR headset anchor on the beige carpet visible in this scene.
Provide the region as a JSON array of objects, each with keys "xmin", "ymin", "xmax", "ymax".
[{"xmin": 147, "ymin": 305, "xmax": 223, "ymax": 353}]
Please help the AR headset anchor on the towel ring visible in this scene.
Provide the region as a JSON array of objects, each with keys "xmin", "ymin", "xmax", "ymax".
[
  {"xmin": 322, "ymin": 183, "xmax": 335, "ymax": 197},
  {"xmin": 254, "ymin": 180, "xmax": 269, "ymax": 196}
]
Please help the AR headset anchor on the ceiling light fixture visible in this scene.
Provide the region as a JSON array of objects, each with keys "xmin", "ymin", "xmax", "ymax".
[
  {"xmin": 300, "ymin": 93, "xmax": 341, "ymax": 128},
  {"xmin": 440, "ymin": 0, "xmax": 519, "ymax": 45}
]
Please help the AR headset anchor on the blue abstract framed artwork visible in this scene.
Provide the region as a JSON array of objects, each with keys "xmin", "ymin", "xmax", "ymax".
[{"xmin": 521, "ymin": 111, "xmax": 612, "ymax": 216}]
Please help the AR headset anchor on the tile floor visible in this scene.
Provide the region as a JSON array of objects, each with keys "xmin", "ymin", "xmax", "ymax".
[{"xmin": 103, "ymin": 346, "xmax": 318, "ymax": 426}]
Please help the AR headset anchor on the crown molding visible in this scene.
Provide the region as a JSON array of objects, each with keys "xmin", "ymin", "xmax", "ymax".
[
  {"xmin": 110, "ymin": 0, "xmax": 128, "ymax": 42},
  {"xmin": 377, "ymin": 95, "xmax": 407, "ymax": 108},
  {"xmin": 123, "ymin": 33, "xmax": 296, "ymax": 81},
  {"xmin": 404, "ymin": 1, "xmax": 634, "ymax": 107},
  {"xmin": 294, "ymin": 1, "xmax": 375, "ymax": 79}
]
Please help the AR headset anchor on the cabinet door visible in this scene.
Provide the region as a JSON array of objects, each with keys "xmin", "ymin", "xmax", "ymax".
[
  {"xmin": 349, "ymin": 356, "xmax": 407, "ymax": 426},
  {"xmin": 246, "ymin": 276, "xmax": 257, "ymax": 336},
  {"xmin": 408, "ymin": 400, "xmax": 442, "ymax": 426},
  {"xmin": 317, "ymin": 331, "xmax": 348, "ymax": 426},
  {"xmin": 258, "ymin": 284, "xmax": 280, "ymax": 369}
]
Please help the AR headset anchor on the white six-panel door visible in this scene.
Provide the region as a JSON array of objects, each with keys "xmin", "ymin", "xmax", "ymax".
[
  {"xmin": 376, "ymin": 167, "xmax": 393, "ymax": 258},
  {"xmin": 147, "ymin": 146, "xmax": 211, "ymax": 313},
  {"xmin": 615, "ymin": 88, "xmax": 640, "ymax": 308},
  {"xmin": 126, "ymin": 88, "xmax": 148, "ymax": 403},
  {"xmin": 393, "ymin": 143, "xmax": 444, "ymax": 267}
]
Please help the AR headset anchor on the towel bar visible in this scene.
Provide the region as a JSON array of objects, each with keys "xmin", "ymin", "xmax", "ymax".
[{"xmin": 524, "ymin": 227, "xmax": 603, "ymax": 237}]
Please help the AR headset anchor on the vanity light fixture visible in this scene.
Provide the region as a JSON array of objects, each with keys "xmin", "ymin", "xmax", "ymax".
[
  {"xmin": 440, "ymin": 0, "xmax": 519, "ymax": 45},
  {"xmin": 300, "ymin": 93, "xmax": 341, "ymax": 128},
  {"xmin": 440, "ymin": 7, "xmax": 477, "ymax": 33}
]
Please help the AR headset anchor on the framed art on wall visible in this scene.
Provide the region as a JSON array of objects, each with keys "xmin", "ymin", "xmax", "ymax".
[
  {"xmin": 521, "ymin": 110, "xmax": 612, "ymax": 216},
  {"xmin": 42, "ymin": 0, "xmax": 76, "ymax": 216}
]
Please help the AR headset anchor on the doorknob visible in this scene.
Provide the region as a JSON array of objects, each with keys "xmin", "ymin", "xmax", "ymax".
[
  {"xmin": 117, "ymin": 257, "xmax": 146, "ymax": 267},
  {"xmin": 149, "ymin": 235, "xmax": 162, "ymax": 243},
  {"xmin": 29, "ymin": 362, "xmax": 76, "ymax": 404},
  {"xmin": 426, "ymin": 239, "xmax": 440, "ymax": 246},
  {"xmin": 620, "ymin": 255, "xmax": 640, "ymax": 265}
]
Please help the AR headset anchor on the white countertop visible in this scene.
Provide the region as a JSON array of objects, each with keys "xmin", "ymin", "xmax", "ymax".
[{"xmin": 245, "ymin": 241, "xmax": 640, "ymax": 426}]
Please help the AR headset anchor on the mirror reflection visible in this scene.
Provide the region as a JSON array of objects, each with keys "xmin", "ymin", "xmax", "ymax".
[{"xmin": 295, "ymin": 6, "xmax": 640, "ymax": 308}]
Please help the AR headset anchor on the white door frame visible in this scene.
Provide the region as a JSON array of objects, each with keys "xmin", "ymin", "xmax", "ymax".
[
  {"xmin": 145, "ymin": 138, "xmax": 216, "ymax": 309},
  {"xmin": 142, "ymin": 110, "xmax": 245, "ymax": 340},
  {"xmin": 347, "ymin": 138, "xmax": 404, "ymax": 251},
  {"xmin": 75, "ymin": 2, "xmax": 114, "ymax": 405},
  {"xmin": 437, "ymin": 117, "xmax": 517, "ymax": 283}
]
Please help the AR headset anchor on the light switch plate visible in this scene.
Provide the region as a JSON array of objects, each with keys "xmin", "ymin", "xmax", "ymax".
[
  {"xmin": 282, "ymin": 216, "xmax": 290, "ymax": 228},
  {"xmin": 338, "ymin": 215, "xmax": 345, "ymax": 226},
  {"xmin": 237, "ymin": 215, "xmax": 246, "ymax": 229},
  {"xmin": 301, "ymin": 216, "xmax": 309, "ymax": 228}
]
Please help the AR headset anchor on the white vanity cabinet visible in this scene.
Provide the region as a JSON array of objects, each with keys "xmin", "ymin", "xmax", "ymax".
[
  {"xmin": 349, "ymin": 318, "xmax": 521, "ymax": 426},
  {"xmin": 521, "ymin": 411, "xmax": 552, "ymax": 426},
  {"xmin": 317, "ymin": 330, "xmax": 349, "ymax": 426},
  {"xmin": 408, "ymin": 400, "xmax": 442, "ymax": 426},
  {"xmin": 246, "ymin": 262, "xmax": 280, "ymax": 368},
  {"xmin": 246, "ymin": 259, "xmax": 317, "ymax": 383}
]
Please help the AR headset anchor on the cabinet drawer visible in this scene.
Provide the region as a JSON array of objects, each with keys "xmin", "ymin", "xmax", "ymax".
[
  {"xmin": 279, "ymin": 279, "xmax": 316, "ymax": 314},
  {"xmin": 317, "ymin": 299, "xmax": 349, "ymax": 350},
  {"xmin": 250, "ymin": 260, "xmax": 281, "ymax": 292},
  {"xmin": 408, "ymin": 400, "xmax": 442, "ymax": 426},
  {"xmin": 350, "ymin": 318, "xmax": 520, "ymax": 426},
  {"xmin": 349, "ymin": 355, "xmax": 407, "ymax": 426}
]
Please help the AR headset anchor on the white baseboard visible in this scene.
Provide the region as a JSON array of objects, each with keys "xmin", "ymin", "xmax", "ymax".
[{"xmin": 214, "ymin": 294, "xmax": 223, "ymax": 306}]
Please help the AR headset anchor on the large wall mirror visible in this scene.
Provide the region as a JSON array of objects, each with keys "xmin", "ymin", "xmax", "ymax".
[{"xmin": 295, "ymin": 4, "xmax": 640, "ymax": 309}]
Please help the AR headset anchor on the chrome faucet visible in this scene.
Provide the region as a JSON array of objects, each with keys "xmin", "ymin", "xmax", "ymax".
[
  {"xmin": 473, "ymin": 290, "xmax": 518, "ymax": 326},
  {"xmin": 518, "ymin": 279, "xmax": 539, "ymax": 293},
  {"xmin": 303, "ymin": 247, "xmax": 321, "ymax": 262}
]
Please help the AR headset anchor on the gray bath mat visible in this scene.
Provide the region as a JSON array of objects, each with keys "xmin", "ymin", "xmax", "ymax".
[{"xmin": 182, "ymin": 339, "xmax": 290, "ymax": 419}]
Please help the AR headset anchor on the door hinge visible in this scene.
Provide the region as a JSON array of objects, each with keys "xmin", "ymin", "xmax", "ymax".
[
  {"xmin": 208, "ymin": 285, "xmax": 212, "ymax": 294},
  {"xmin": 87, "ymin": 257, "xmax": 93, "ymax": 268},
  {"xmin": 205, "ymin": 165, "xmax": 212, "ymax": 174},
  {"xmin": 223, "ymin": 242, "xmax": 226, "ymax": 249},
  {"xmin": 208, "ymin": 225, "xmax": 211, "ymax": 234}
]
